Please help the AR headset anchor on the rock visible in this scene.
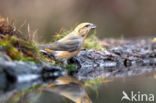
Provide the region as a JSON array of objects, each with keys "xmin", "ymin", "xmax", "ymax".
[{"xmin": 73, "ymin": 40, "xmax": 156, "ymax": 80}]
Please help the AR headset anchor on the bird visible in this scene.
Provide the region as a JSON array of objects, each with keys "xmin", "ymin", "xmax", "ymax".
[
  {"xmin": 39, "ymin": 23, "xmax": 96, "ymax": 62},
  {"xmin": 41, "ymin": 76, "xmax": 92, "ymax": 103}
]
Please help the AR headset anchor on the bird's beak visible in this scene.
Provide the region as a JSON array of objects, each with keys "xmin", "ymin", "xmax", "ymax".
[
  {"xmin": 87, "ymin": 24, "xmax": 96, "ymax": 30},
  {"xmin": 90, "ymin": 24, "xmax": 96, "ymax": 29},
  {"xmin": 86, "ymin": 24, "xmax": 96, "ymax": 32}
]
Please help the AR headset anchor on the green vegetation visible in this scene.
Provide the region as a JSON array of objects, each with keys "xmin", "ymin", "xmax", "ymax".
[
  {"xmin": 0, "ymin": 17, "xmax": 39, "ymax": 62},
  {"xmin": 84, "ymin": 35, "xmax": 105, "ymax": 50},
  {"xmin": 0, "ymin": 17, "xmax": 104, "ymax": 74},
  {"xmin": 66, "ymin": 64, "xmax": 78, "ymax": 73},
  {"xmin": 0, "ymin": 35, "xmax": 39, "ymax": 61},
  {"xmin": 0, "ymin": 17, "xmax": 59, "ymax": 65}
]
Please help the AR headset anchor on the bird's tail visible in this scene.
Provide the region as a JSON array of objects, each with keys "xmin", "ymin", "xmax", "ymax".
[
  {"xmin": 38, "ymin": 44, "xmax": 58, "ymax": 61},
  {"xmin": 39, "ymin": 49, "xmax": 56, "ymax": 60}
]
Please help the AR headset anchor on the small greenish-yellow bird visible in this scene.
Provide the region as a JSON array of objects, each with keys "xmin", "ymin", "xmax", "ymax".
[{"xmin": 39, "ymin": 23, "xmax": 96, "ymax": 60}]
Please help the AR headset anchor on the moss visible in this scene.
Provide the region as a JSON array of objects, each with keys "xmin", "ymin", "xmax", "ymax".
[
  {"xmin": 66, "ymin": 64, "xmax": 78, "ymax": 73},
  {"xmin": 0, "ymin": 35, "xmax": 37, "ymax": 62},
  {"xmin": 0, "ymin": 17, "xmax": 39, "ymax": 62},
  {"xmin": 84, "ymin": 35, "xmax": 105, "ymax": 50}
]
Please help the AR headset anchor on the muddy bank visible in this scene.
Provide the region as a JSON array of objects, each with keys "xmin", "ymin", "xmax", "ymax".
[
  {"xmin": 0, "ymin": 55, "xmax": 66, "ymax": 94},
  {"xmin": 73, "ymin": 40, "xmax": 156, "ymax": 79}
]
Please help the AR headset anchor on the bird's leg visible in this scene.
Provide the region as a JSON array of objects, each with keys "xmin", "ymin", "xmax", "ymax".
[
  {"xmin": 60, "ymin": 58, "xmax": 68, "ymax": 67},
  {"xmin": 53, "ymin": 57, "xmax": 68, "ymax": 67}
]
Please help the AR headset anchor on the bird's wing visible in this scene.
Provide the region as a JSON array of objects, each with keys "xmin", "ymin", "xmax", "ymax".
[
  {"xmin": 40, "ymin": 38, "xmax": 82, "ymax": 52},
  {"xmin": 42, "ymin": 83, "xmax": 83, "ymax": 102}
]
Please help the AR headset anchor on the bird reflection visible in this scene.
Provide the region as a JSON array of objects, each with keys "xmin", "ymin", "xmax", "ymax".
[{"xmin": 41, "ymin": 76, "xmax": 92, "ymax": 103}]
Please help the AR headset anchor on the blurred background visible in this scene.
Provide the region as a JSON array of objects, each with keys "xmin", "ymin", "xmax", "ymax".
[{"xmin": 0, "ymin": 0, "xmax": 156, "ymax": 42}]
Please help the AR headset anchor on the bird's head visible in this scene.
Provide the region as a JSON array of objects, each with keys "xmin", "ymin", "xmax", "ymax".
[{"xmin": 73, "ymin": 23, "xmax": 96, "ymax": 38}]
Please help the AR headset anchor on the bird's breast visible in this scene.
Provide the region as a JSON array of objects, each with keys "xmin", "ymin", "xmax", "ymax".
[{"xmin": 55, "ymin": 50, "xmax": 80, "ymax": 59}]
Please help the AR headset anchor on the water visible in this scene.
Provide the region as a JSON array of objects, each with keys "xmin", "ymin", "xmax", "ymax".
[{"xmin": 4, "ymin": 72, "xmax": 156, "ymax": 103}]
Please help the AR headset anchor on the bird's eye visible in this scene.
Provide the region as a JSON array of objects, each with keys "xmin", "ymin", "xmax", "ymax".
[{"xmin": 84, "ymin": 25, "xmax": 90, "ymax": 27}]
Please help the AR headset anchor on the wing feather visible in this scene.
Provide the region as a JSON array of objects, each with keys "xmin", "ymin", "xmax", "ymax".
[{"xmin": 39, "ymin": 38, "xmax": 82, "ymax": 52}]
